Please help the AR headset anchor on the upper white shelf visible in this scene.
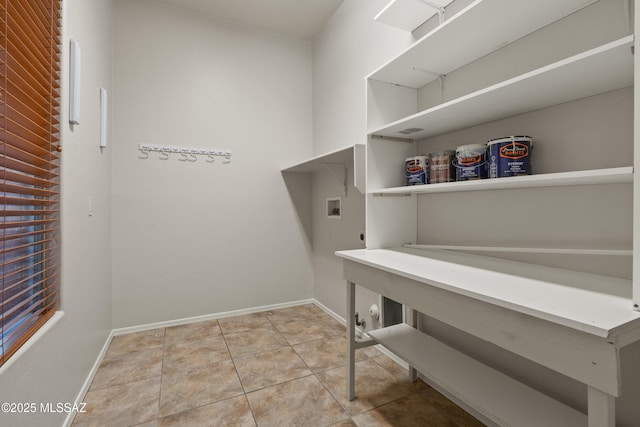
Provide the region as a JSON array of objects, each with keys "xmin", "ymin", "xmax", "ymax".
[
  {"xmin": 372, "ymin": 167, "xmax": 633, "ymax": 195},
  {"xmin": 368, "ymin": 0, "xmax": 599, "ymax": 89},
  {"xmin": 374, "ymin": 0, "xmax": 454, "ymax": 32},
  {"xmin": 369, "ymin": 36, "xmax": 634, "ymax": 141}
]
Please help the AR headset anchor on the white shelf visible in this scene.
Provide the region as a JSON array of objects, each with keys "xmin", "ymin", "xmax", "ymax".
[
  {"xmin": 370, "ymin": 36, "xmax": 634, "ymax": 140},
  {"xmin": 281, "ymin": 145, "xmax": 358, "ymax": 173},
  {"xmin": 372, "ymin": 166, "xmax": 633, "ymax": 195},
  {"xmin": 369, "ymin": 0, "xmax": 599, "ymax": 89},
  {"xmin": 368, "ymin": 324, "xmax": 587, "ymax": 427},
  {"xmin": 336, "ymin": 247, "xmax": 640, "ymax": 338},
  {"xmin": 282, "ymin": 144, "xmax": 366, "ymax": 194},
  {"xmin": 374, "ymin": 0, "xmax": 453, "ymax": 32}
]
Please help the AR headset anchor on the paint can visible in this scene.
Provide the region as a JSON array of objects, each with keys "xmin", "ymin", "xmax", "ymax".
[
  {"xmin": 405, "ymin": 156, "xmax": 428, "ymax": 185},
  {"xmin": 487, "ymin": 136, "xmax": 533, "ymax": 178},
  {"xmin": 428, "ymin": 150, "xmax": 455, "ymax": 183},
  {"xmin": 454, "ymin": 144, "xmax": 487, "ymax": 181}
]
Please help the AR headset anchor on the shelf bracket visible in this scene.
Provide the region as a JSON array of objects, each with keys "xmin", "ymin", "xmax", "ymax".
[
  {"xmin": 412, "ymin": 66, "xmax": 444, "ymax": 78},
  {"xmin": 373, "ymin": 192, "xmax": 412, "ymax": 197},
  {"xmin": 321, "ymin": 162, "xmax": 347, "ymax": 196},
  {"xmin": 417, "ymin": 0, "xmax": 446, "ymax": 24},
  {"xmin": 370, "ymin": 135, "xmax": 414, "ymax": 143}
]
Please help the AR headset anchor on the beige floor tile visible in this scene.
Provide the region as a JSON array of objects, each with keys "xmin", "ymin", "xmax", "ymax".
[
  {"xmin": 90, "ymin": 347, "xmax": 163, "ymax": 391},
  {"xmin": 274, "ymin": 320, "xmax": 343, "ymax": 346},
  {"xmin": 158, "ymin": 395, "xmax": 256, "ymax": 427},
  {"xmin": 72, "ymin": 377, "xmax": 160, "ymax": 427},
  {"xmin": 224, "ymin": 325, "xmax": 288, "ymax": 358},
  {"xmin": 164, "ymin": 319, "xmax": 221, "ymax": 345},
  {"xmin": 293, "ymin": 335, "xmax": 369, "ymax": 373},
  {"xmin": 316, "ymin": 359, "xmax": 416, "ymax": 416},
  {"xmin": 106, "ymin": 329, "xmax": 165, "ymax": 359},
  {"xmin": 351, "ymin": 390, "xmax": 485, "ymax": 427},
  {"xmin": 371, "ymin": 354, "xmax": 413, "ymax": 382},
  {"xmin": 218, "ymin": 312, "xmax": 271, "ymax": 334},
  {"xmin": 234, "ymin": 346, "xmax": 312, "ymax": 392},
  {"xmin": 246, "ymin": 375, "xmax": 348, "ymax": 427},
  {"xmin": 360, "ymin": 345, "xmax": 384, "ymax": 359},
  {"xmin": 159, "ymin": 359, "xmax": 243, "ymax": 417},
  {"xmin": 264, "ymin": 304, "xmax": 320, "ymax": 325},
  {"xmin": 162, "ymin": 335, "xmax": 230, "ymax": 375}
]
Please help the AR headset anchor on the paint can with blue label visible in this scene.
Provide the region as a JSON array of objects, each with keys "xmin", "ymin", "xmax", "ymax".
[
  {"xmin": 488, "ymin": 136, "xmax": 533, "ymax": 178},
  {"xmin": 405, "ymin": 156, "xmax": 428, "ymax": 185},
  {"xmin": 454, "ymin": 144, "xmax": 487, "ymax": 181}
]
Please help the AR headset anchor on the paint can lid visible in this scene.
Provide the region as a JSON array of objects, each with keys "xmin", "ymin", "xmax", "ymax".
[{"xmin": 487, "ymin": 135, "xmax": 533, "ymax": 145}]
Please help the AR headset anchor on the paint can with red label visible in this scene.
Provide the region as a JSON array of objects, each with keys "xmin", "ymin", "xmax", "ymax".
[
  {"xmin": 487, "ymin": 136, "xmax": 533, "ymax": 178},
  {"xmin": 454, "ymin": 144, "xmax": 487, "ymax": 181},
  {"xmin": 405, "ymin": 156, "xmax": 428, "ymax": 185}
]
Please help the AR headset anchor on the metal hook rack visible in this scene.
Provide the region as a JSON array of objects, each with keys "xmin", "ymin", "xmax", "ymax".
[{"xmin": 138, "ymin": 144, "xmax": 233, "ymax": 163}]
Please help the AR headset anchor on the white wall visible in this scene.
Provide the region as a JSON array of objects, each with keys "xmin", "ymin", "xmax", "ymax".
[
  {"xmin": 0, "ymin": 1, "xmax": 114, "ymax": 426},
  {"xmin": 111, "ymin": 0, "xmax": 313, "ymax": 328},
  {"xmin": 310, "ymin": 0, "xmax": 412, "ymax": 325}
]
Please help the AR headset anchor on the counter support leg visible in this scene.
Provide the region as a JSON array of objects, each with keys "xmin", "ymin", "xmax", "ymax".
[
  {"xmin": 347, "ymin": 281, "xmax": 356, "ymax": 401},
  {"xmin": 587, "ymin": 387, "xmax": 615, "ymax": 427},
  {"xmin": 409, "ymin": 308, "xmax": 418, "ymax": 381}
]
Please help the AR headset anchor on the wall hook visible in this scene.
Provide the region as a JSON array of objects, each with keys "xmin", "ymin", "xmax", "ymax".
[
  {"xmin": 138, "ymin": 149, "xmax": 149, "ymax": 159},
  {"xmin": 159, "ymin": 150, "xmax": 169, "ymax": 160},
  {"xmin": 223, "ymin": 156, "xmax": 231, "ymax": 164},
  {"xmin": 206, "ymin": 154, "xmax": 216, "ymax": 163},
  {"xmin": 188, "ymin": 153, "xmax": 198, "ymax": 162}
]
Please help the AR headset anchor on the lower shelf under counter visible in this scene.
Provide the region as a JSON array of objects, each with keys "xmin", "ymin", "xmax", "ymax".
[{"xmin": 368, "ymin": 323, "xmax": 586, "ymax": 427}]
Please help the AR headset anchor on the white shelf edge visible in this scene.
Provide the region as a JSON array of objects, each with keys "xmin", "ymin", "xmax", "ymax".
[
  {"xmin": 368, "ymin": 324, "xmax": 587, "ymax": 427},
  {"xmin": 368, "ymin": 0, "xmax": 599, "ymax": 89},
  {"xmin": 281, "ymin": 144, "xmax": 364, "ymax": 173},
  {"xmin": 403, "ymin": 243, "xmax": 632, "ymax": 257},
  {"xmin": 369, "ymin": 35, "xmax": 634, "ymax": 140},
  {"xmin": 374, "ymin": 0, "xmax": 453, "ymax": 32},
  {"xmin": 371, "ymin": 166, "xmax": 633, "ymax": 195}
]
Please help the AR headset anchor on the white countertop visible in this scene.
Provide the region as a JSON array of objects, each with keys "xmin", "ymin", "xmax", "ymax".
[{"xmin": 336, "ymin": 247, "xmax": 640, "ymax": 338}]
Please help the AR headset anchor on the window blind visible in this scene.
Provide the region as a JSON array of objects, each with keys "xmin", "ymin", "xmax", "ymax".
[{"xmin": 1, "ymin": 0, "xmax": 61, "ymax": 366}]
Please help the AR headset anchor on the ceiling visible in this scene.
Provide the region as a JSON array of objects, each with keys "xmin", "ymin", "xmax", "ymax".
[{"xmin": 151, "ymin": 0, "xmax": 345, "ymax": 40}]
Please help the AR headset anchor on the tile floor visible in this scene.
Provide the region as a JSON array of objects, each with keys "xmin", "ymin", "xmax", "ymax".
[{"xmin": 71, "ymin": 304, "xmax": 484, "ymax": 427}]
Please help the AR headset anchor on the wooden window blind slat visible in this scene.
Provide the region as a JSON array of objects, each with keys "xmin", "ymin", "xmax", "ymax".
[
  {"xmin": 0, "ymin": 226, "xmax": 57, "ymax": 243},
  {"xmin": 3, "ymin": 256, "xmax": 59, "ymax": 284},
  {"xmin": 6, "ymin": 36, "xmax": 51, "ymax": 90},
  {"xmin": 2, "ymin": 195, "xmax": 58, "ymax": 207},
  {"xmin": 1, "ymin": 156, "xmax": 58, "ymax": 178},
  {"xmin": 1, "ymin": 0, "xmax": 61, "ymax": 367},
  {"xmin": 5, "ymin": 70, "xmax": 54, "ymax": 117},
  {"xmin": 3, "ymin": 137, "xmax": 58, "ymax": 166}
]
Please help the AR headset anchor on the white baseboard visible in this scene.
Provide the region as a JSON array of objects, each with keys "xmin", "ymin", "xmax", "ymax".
[
  {"xmin": 111, "ymin": 298, "xmax": 315, "ymax": 336},
  {"xmin": 63, "ymin": 329, "xmax": 115, "ymax": 427}
]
